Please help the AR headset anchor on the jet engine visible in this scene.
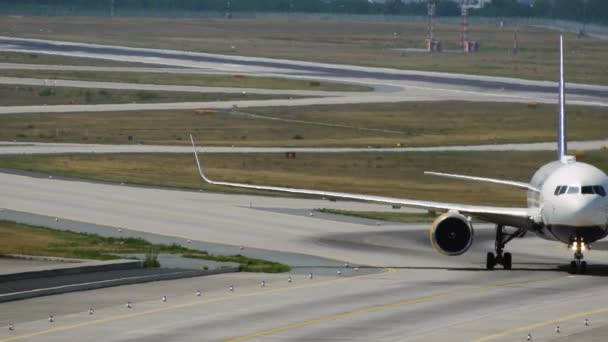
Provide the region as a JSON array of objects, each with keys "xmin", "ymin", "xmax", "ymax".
[{"xmin": 429, "ymin": 212, "xmax": 474, "ymax": 256}]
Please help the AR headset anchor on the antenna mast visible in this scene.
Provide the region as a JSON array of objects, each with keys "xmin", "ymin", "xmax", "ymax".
[{"xmin": 426, "ymin": 0, "xmax": 441, "ymax": 52}]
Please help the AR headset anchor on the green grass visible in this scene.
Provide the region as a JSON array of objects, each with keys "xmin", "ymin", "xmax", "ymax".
[
  {"xmin": 183, "ymin": 253, "xmax": 290, "ymax": 273},
  {"xmin": 3, "ymin": 150, "xmax": 607, "ymax": 206},
  {"xmin": 0, "ymin": 84, "xmax": 293, "ymax": 106},
  {"xmin": 1, "ymin": 101, "xmax": 607, "ymax": 147},
  {"xmin": 0, "ymin": 219, "xmax": 290, "ymax": 272},
  {"xmin": 316, "ymin": 208, "xmax": 435, "ymax": 223},
  {"xmin": 0, "ymin": 219, "xmax": 195, "ymax": 260},
  {"xmin": 143, "ymin": 254, "xmax": 161, "ymax": 268},
  {"xmin": 0, "ymin": 70, "xmax": 370, "ymax": 92},
  {"xmin": 243, "ymin": 102, "xmax": 608, "ymax": 147},
  {"xmin": 0, "ymin": 51, "xmax": 139, "ymax": 67},
  {"xmin": 2, "ymin": 17, "xmax": 607, "ymax": 84}
]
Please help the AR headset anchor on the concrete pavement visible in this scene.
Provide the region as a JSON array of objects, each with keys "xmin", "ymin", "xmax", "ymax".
[
  {"xmin": 1, "ymin": 172, "xmax": 608, "ymax": 341},
  {"xmin": 1, "ymin": 139, "xmax": 608, "ymax": 155}
]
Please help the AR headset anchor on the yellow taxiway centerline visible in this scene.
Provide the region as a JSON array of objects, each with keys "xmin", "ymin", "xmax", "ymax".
[
  {"xmin": 0, "ymin": 269, "xmax": 391, "ymax": 342},
  {"xmin": 225, "ymin": 275, "xmax": 565, "ymax": 342},
  {"xmin": 473, "ymin": 306, "xmax": 608, "ymax": 342}
]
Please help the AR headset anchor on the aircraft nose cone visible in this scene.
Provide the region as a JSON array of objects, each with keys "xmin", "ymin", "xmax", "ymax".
[
  {"xmin": 572, "ymin": 198, "xmax": 605, "ymax": 226},
  {"xmin": 549, "ymin": 196, "xmax": 606, "ymax": 227}
]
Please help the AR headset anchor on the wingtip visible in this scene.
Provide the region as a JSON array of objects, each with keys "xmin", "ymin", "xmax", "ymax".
[
  {"xmin": 189, "ymin": 133, "xmax": 197, "ymax": 153},
  {"xmin": 190, "ymin": 134, "xmax": 211, "ymax": 184}
]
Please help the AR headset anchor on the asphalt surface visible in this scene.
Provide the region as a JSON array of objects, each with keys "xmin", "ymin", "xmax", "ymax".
[
  {"xmin": 3, "ymin": 173, "xmax": 608, "ymax": 341},
  {"xmin": 0, "ymin": 259, "xmax": 63, "ymax": 276},
  {"xmin": 0, "ymin": 268, "xmax": 203, "ymax": 296},
  {"xmin": 2, "ymin": 139, "xmax": 608, "ymax": 155}
]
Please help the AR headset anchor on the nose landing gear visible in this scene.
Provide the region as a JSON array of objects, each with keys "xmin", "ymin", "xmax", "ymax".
[
  {"xmin": 486, "ymin": 225, "xmax": 525, "ymax": 270},
  {"xmin": 568, "ymin": 238, "xmax": 588, "ymax": 274}
]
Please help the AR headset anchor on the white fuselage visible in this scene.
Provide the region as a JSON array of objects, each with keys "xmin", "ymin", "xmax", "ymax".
[{"xmin": 527, "ymin": 158, "xmax": 608, "ymax": 244}]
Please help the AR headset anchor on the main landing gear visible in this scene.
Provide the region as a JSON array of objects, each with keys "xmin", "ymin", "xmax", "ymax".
[
  {"xmin": 486, "ymin": 225, "xmax": 525, "ymax": 270},
  {"xmin": 568, "ymin": 238, "xmax": 588, "ymax": 275}
]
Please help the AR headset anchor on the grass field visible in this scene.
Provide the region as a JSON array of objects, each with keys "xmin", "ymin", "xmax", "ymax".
[
  {"xmin": 4, "ymin": 150, "xmax": 607, "ymax": 206},
  {"xmin": 1, "ymin": 101, "xmax": 606, "ymax": 147},
  {"xmin": 183, "ymin": 253, "xmax": 289, "ymax": 273},
  {"xmin": 0, "ymin": 219, "xmax": 194, "ymax": 260},
  {"xmin": 0, "ymin": 51, "xmax": 138, "ymax": 67},
  {"xmin": 244, "ymin": 102, "xmax": 608, "ymax": 146},
  {"xmin": 0, "ymin": 84, "xmax": 293, "ymax": 106},
  {"xmin": 1, "ymin": 17, "xmax": 607, "ymax": 84},
  {"xmin": 0, "ymin": 219, "xmax": 289, "ymax": 272},
  {"xmin": 317, "ymin": 208, "xmax": 435, "ymax": 223},
  {"xmin": 0, "ymin": 70, "xmax": 370, "ymax": 92}
]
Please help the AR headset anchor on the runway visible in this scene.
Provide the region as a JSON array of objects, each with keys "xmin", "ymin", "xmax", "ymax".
[
  {"xmin": 3, "ymin": 172, "xmax": 608, "ymax": 341},
  {"xmin": 1, "ymin": 37, "xmax": 608, "ymax": 115}
]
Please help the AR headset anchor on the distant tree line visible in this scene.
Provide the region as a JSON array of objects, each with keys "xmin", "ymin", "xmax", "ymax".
[
  {"xmin": 2, "ymin": 0, "xmax": 607, "ymax": 24},
  {"xmin": 475, "ymin": 0, "xmax": 608, "ymax": 23}
]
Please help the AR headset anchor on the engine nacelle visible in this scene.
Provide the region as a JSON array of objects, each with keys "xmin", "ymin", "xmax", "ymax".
[{"xmin": 429, "ymin": 212, "xmax": 474, "ymax": 256}]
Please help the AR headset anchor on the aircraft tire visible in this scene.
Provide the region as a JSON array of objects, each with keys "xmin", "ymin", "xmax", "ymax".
[
  {"xmin": 580, "ymin": 261, "xmax": 587, "ymax": 274},
  {"xmin": 569, "ymin": 261, "xmax": 577, "ymax": 274},
  {"xmin": 486, "ymin": 252, "xmax": 495, "ymax": 270},
  {"xmin": 503, "ymin": 252, "xmax": 512, "ymax": 270}
]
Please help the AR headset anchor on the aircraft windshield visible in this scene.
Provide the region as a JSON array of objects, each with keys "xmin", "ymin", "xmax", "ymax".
[
  {"xmin": 567, "ymin": 186, "xmax": 580, "ymax": 194},
  {"xmin": 555, "ymin": 185, "xmax": 606, "ymax": 197}
]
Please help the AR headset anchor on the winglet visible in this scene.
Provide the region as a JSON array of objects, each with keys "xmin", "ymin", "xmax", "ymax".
[
  {"xmin": 557, "ymin": 35, "xmax": 567, "ymax": 159},
  {"xmin": 189, "ymin": 134, "xmax": 213, "ymax": 184}
]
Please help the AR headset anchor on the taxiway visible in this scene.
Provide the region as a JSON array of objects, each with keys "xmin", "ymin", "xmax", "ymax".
[{"xmin": 2, "ymin": 173, "xmax": 608, "ymax": 341}]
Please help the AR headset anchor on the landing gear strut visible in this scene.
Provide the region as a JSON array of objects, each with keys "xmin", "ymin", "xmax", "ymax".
[
  {"xmin": 486, "ymin": 225, "xmax": 524, "ymax": 270},
  {"xmin": 568, "ymin": 238, "xmax": 588, "ymax": 275}
]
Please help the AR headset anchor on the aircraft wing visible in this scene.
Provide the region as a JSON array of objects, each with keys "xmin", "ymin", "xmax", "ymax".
[
  {"xmin": 424, "ymin": 171, "xmax": 540, "ymax": 192},
  {"xmin": 190, "ymin": 136, "xmax": 537, "ymax": 230}
]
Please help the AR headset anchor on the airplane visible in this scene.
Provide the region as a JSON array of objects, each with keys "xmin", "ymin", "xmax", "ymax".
[{"xmin": 190, "ymin": 36, "xmax": 608, "ymax": 275}]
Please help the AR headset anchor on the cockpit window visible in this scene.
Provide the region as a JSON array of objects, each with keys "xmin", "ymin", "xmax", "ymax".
[
  {"xmin": 580, "ymin": 185, "xmax": 606, "ymax": 197},
  {"xmin": 554, "ymin": 186, "xmax": 562, "ymax": 195},
  {"xmin": 567, "ymin": 186, "xmax": 580, "ymax": 194},
  {"xmin": 554, "ymin": 185, "xmax": 606, "ymax": 196}
]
